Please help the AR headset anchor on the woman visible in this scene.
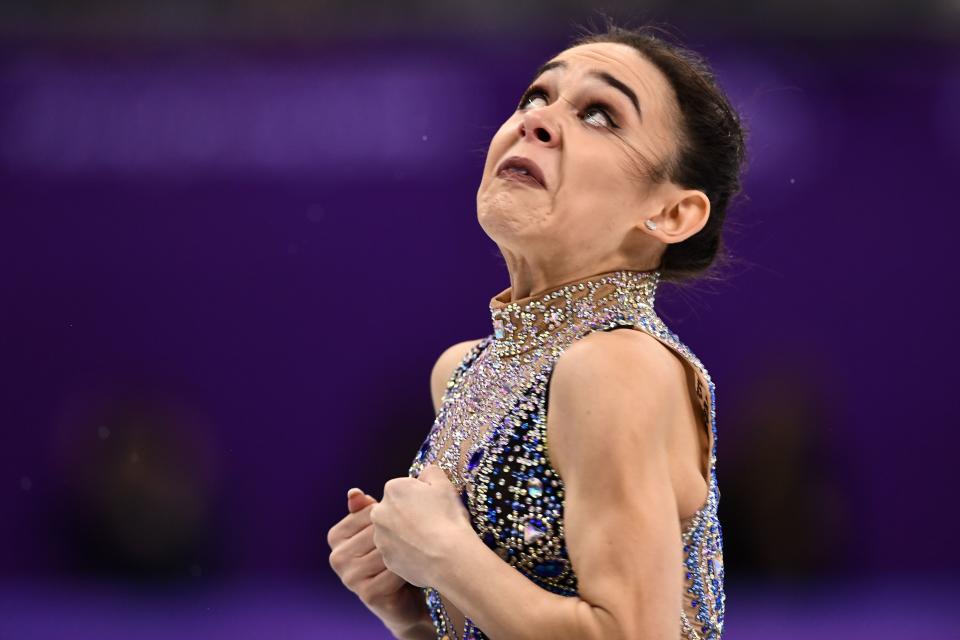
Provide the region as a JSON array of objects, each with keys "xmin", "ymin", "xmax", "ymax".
[{"xmin": 328, "ymin": 22, "xmax": 745, "ymax": 640}]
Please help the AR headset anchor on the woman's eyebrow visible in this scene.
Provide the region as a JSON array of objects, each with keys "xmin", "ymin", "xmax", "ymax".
[
  {"xmin": 529, "ymin": 59, "xmax": 567, "ymax": 84},
  {"xmin": 592, "ymin": 71, "xmax": 643, "ymax": 122},
  {"xmin": 529, "ymin": 60, "xmax": 643, "ymax": 123}
]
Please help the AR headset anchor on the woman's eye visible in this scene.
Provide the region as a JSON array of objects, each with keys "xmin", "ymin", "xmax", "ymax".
[
  {"xmin": 517, "ymin": 88, "xmax": 618, "ymax": 130},
  {"xmin": 519, "ymin": 90, "xmax": 547, "ymax": 110},
  {"xmin": 583, "ymin": 106, "xmax": 615, "ymax": 129}
]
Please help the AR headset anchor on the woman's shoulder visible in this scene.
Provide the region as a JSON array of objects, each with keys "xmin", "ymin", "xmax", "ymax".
[
  {"xmin": 549, "ymin": 329, "xmax": 687, "ymax": 426},
  {"xmin": 544, "ymin": 327, "xmax": 687, "ymax": 475},
  {"xmin": 554, "ymin": 327, "xmax": 688, "ymax": 390},
  {"xmin": 547, "ymin": 327, "xmax": 711, "ymax": 518},
  {"xmin": 546, "ymin": 328, "xmax": 691, "ymax": 447}
]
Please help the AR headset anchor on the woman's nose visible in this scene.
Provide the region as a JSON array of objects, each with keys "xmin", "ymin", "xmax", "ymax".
[{"xmin": 518, "ymin": 110, "xmax": 560, "ymax": 147}]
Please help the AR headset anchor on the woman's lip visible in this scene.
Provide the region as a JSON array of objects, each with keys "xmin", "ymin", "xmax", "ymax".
[
  {"xmin": 497, "ymin": 170, "xmax": 546, "ymax": 188},
  {"xmin": 495, "ymin": 156, "xmax": 547, "ymax": 188}
]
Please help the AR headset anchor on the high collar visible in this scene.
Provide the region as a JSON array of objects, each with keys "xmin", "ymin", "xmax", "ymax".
[{"xmin": 488, "ymin": 268, "xmax": 661, "ymax": 358}]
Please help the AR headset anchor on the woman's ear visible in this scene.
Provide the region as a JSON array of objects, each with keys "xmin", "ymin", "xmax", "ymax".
[{"xmin": 642, "ymin": 188, "xmax": 710, "ymax": 244}]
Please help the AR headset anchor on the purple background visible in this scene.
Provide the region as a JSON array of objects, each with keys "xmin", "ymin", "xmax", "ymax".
[{"xmin": 2, "ymin": 11, "xmax": 959, "ymax": 639}]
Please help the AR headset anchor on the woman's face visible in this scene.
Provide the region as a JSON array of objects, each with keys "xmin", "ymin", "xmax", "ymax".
[{"xmin": 477, "ymin": 42, "xmax": 684, "ymax": 271}]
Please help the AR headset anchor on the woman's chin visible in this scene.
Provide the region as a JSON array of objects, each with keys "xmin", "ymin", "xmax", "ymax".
[
  {"xmin": 476, "ymin": 192, "xmax": 516, "ymax": 227},
  {"xmin": 477, "ymin": 187, "xmax": 553, "ymax": 240}
]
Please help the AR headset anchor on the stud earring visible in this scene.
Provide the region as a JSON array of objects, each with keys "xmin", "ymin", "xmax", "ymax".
[{"xmin": 644, "ymin": 219, "xmax": 657, "ymax": 231}]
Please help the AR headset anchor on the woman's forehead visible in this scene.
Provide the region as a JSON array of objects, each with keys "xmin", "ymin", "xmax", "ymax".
[
  {"xmin": 548, "ymin": 42, "xmax": 670, "ymax": 106},
  {"xmin": 560, "ymin": 43, "xmax": 647, "ymax": 76}
]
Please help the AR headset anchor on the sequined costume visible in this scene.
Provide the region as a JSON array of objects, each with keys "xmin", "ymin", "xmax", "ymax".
[{"xmin": 408, "ymin": 268, "xmax": 724, "ymax": 639}]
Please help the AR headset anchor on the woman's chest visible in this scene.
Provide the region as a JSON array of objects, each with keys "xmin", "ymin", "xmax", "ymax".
[{"xmin": 412, "ymin": 356, "xmax": 580, "ymax": 595}]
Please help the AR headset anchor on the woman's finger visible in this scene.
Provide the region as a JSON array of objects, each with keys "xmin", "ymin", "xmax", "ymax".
[
  {"xmin": 354, "ymin": 544, "xmax": 389, "ymax": 578},
  {"xmin": 347, "ymin": 488, "xmax": 377, "ymax": 514},
  {"xmin": 339, "ymin": 541, "xmax": 392, "ymax": 584},
  {"xmin": 327, "ymin": 503, "xmax": 375, "ymax": 548},
  {"xmin": 342, "ymin": 522, "xmax": 376, "ymax": 557},
  {"xmin": 366, "ymin": 563, "xmax": 407, "ymax": 593}
]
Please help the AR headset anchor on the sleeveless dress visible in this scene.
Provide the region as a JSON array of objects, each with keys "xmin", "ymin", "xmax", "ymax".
[{"xmin": 408, "ymin": 268, "xmax": 724, "ymax": 639}]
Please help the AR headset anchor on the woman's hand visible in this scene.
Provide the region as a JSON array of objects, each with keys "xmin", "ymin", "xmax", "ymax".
[
  {"xmin": 327, "ymin": 488, "xmax": 433, "ymax": 638},
  {"xmin": 370, "ymin": 464, "xmax": 475, "ymax": 589}
]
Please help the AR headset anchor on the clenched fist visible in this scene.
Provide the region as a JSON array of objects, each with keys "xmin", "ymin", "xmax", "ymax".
[{"xmin": 327, "ymin": 487, "xmax": 434, "ymax": 639}]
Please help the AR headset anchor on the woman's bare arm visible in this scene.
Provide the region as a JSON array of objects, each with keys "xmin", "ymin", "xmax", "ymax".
[{"xmin": 428, "ymin": 329, "xmax": 687, "ymax": 640}]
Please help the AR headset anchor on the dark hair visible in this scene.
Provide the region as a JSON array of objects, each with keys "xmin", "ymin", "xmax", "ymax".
[{"xmin": 570, "ymin": 20, "xmax": 748, "ymax": 284}]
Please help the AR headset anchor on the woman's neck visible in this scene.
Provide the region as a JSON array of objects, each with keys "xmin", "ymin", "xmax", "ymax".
[{"xmin": 501, "ymin": 254, "xmax": 659, "ymax": 302}]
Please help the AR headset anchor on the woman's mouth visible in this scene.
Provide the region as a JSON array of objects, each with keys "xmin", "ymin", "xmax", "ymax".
[
  {"xmin": 495, "ymin": 156, "xmax": 547, "ymax": 189},
  {"xmin": 497, "ymin": 167, "xmax": 545, "ymax": 188}
]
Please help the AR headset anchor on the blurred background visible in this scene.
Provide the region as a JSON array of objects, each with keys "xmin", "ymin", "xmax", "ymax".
[{"xmin": 1, "ymin": 1, "xmax": 958, "ymax": 638}]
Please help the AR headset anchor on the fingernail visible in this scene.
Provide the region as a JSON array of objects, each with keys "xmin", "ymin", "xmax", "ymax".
[{"xmin": 347, "ymin": 487, "xmax": 362, "ymax": 496}]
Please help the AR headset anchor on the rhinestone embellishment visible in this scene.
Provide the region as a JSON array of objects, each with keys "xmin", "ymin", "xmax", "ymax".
[{"xmin": 409, "ymin": 268, "xmax": 724, "ymax": 640}]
